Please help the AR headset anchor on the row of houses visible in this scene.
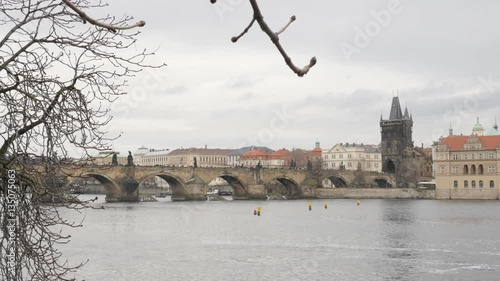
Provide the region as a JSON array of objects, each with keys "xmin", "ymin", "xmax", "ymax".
[{"xmin": 91, "ymin": 141, "xmax": 390, "ymax": 172}]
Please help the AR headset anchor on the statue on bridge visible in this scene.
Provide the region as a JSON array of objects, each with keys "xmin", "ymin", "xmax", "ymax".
[
  {"xmin": 112, "ymin": 153, "xmax": 118, "ymax": 166},
  {"xmin": 127, "ymin": 151, "xmax": 134, "ymax": 166}
]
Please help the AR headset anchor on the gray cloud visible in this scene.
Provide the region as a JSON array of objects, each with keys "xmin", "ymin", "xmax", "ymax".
[{"xmin": 89, "ymin": 0, "xmax": 500, "ymax": 154}]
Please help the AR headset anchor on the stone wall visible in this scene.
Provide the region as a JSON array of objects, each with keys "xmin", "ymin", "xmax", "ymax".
[
  {"xmin": 317, "ymin": 188, "xmax": 435, "ymax": 199},
  {"xmin": 436, "ymin": 188, "xmax": 499, "ymax": 200}
]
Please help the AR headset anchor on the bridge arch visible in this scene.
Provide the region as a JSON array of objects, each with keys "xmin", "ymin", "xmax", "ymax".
[
  {"xmin": 206, "ymin": 174, "xmax": 248, "ymax": 199},
  {"xmin": 321, "ymin": 175, "xmax": 349, "ymax": 188},
  {"xmin": 71, "ymin": 173, "xmax": 121, "ymax": 198},
  {"xmin": 371, "ymin": 177, "xmax": 395, "ymax": 188},
  {"xmin": 323, "ymin": 176, "xmax": 349, "ymax": 188},
  {"xmin": 268, "ymin": 176, "xmax": 302, "ymax": 199},
  {"xmin": 138, "ymin": 173, "xmax": 186, "ymax": 200}
]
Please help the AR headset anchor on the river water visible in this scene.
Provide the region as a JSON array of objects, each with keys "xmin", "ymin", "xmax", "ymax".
[{"xmin": 58, "ymin": 195, "xmax": 500, "ymax": 281}]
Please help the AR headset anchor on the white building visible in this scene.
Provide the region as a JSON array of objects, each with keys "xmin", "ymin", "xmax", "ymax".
[
  {"xmin": 322, "ymin": 143, "xmax": 382, "ymax": 172},
  {"xmin": 133, "ymin": 146, "xmax": 170, "ymax": 166}
]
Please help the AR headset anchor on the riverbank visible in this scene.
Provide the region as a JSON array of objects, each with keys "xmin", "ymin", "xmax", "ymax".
[{"xmin": 316, "ymin": 188, "xmax": 435, "ymax": 199}]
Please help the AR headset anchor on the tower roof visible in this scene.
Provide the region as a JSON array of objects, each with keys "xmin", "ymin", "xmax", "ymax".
[
  {"xmin": 389, "ymin": 96, "xmax": 403, "ymax": 120},
  {"xmin": 472, "ymin": 117, "xmax": 484, "ymax": 132}
]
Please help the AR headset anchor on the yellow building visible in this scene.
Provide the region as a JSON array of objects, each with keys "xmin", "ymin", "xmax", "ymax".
[{"xmin": 433, "ymin": 119, "xmax": 500, "ymax": 199}]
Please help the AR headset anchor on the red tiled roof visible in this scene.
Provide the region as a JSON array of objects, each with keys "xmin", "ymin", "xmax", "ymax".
[
  {"xmin": 441, "ymin": 135, "xmax": 500, "ymax": 151},
  {"xmin": 240, "ymin": 149, "xmax": 269, "ymax": 160},
  {"xmin": 270, "ymin": 149, "xmax": 290, "ymax": 160},
  {"xmin": 441, "ymin": 135, "xmax": 469, "ymax": 150},
  {"xmin": 478, "ymin": 135, "xmax": 500, "ymax": 150}
]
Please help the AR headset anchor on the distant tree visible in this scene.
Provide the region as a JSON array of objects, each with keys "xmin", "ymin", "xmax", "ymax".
[{"xmin": 0, "ymin": 1, "xmax": 161, "ymax": 280}]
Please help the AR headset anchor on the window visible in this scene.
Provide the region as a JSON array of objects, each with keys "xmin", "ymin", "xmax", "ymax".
[
  {"xmin": 464, "ymin": 181, "xmax": 468, "ymax": 189},
  {"xmin": 472, "ymin": 154, "xmax": 475, "ymax": 159},
  {"xmin": 488, "ymin": 153, "xmax": 495, "ymax": 159},
  {"xmin": 490, "ymin": 180, "xmax": 495, "ymax": 188},
  {"xmin": 339, "ymin": 154, "xmax": 343, "ymax": 159},
  {"xmin": 471, "ymin": 165, "xmax": 476, "ymax": 174},
  {"xmin": 332, "ymin": 163, "xmax": 336, "ymax": 168},
  {"xmin": 479, "ymin": 153, "xmax": 483, "ymax": 159},
  {"xmin": 324, "ymin": 155, "xmax": 329, "ymax": 159},
  {"xmin": 464, "ymin": 154, "xmax": 468, "ymax": 160},
  {"xmin": 452, "ymin": 166, "xmax": 458, "ymax": 173},
  {"xmin": 440, "ymin": 166, "xmax": 445, "ymax": 174},
  {"xmin": 375, "ymin": 163, "xmax": 379, "ymax": 168},
  {"xmin": 333, "ymin": 155, "xmax": 336, "ymax": 159},
  {"xmin": 479, "ymin": 180, "xmax": 484, "ymax": 189},
  {"xmin": 452, "ymin": 154, "xmax": 458, "ymax": 160},
  {"xmin": 348, "ymin": 154, "xmax": 352, "ymax": 159},
  {"xmin": 454, "ymin": 180, "xmax": 458, "ymax": 189},
  {"xmin": 347, "ymin": 162, "xmax": 352, "ymax": 167},
  {"xmin": 472, "ymin": 180, "xmax": 476, "ymax": 188},
  {"xmin": 488, "ymin": 166, "xmax": 495, "ymax": 173},
  {"xmin": 463, "ymin": 165, "xmax": 469, "ymax": 174},
  {"xmin": 478, "ymin": 164, "xmax": 484, "ymax": 174}
]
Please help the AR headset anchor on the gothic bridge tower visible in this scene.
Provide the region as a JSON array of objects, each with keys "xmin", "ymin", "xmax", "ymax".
[{"xmin": 380, "ymin": 96, "xmax": 413, "ymax": 187}]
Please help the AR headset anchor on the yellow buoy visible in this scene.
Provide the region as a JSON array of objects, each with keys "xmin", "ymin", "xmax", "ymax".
[
  {"xmin": 357, "ymin": 200, "xmax": 360, "ymax": 206},
  {"xmin": 308, "ymin": 201, "xmax": 312, "ymax": 211},
  {"xmin": 324, "ymin": 201, "xmax": 328, "ymax": 209}
]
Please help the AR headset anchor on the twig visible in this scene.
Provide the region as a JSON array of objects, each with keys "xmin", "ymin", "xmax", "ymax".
[
  {"xmin": 231, "ymin": 18, "xmax": 255, "ymax": 43},
  {"xmin": 61, "ymin": 0, "xmax": 145, "ymax": 33},
  {"xmin": 275, "ymin": 15, "xmax": 296, "ymax": 36}
]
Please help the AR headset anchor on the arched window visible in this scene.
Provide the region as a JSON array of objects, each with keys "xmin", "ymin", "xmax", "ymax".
[
  {"xmin": 479, "ymin": 164, "xmax": 484, "ymax": 175},
  {"xmin": 464, "ymin": 180, "xmax": 469, "ymax": 189},
  {"xmin": 472, "ymin": 180, "xmax": 476, "ymax": 188},
  {"xmin": 479, "ymin": 180, "xmax": 484, "ymax": 188},
  {"xmin": 490, "ymin": 180, "xmax": 495, "ymax": 189},
  {"xmin": 463, "ymin": 165, "xmax": 469, "ymax": 174},
  {"xmin": 453, "ymin": 180, "xmax": 458, "ymax": 189},
  {"xmin": 471, "ymin": 165, "xmax": 476, "ymax": 174}
]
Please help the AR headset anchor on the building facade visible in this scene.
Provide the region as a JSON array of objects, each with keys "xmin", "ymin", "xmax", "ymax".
[
  {"xmin": 227, "ymin": 146, "xmax": 274, "ymax": 166},
  {"xmin": 168, "ymin": 147, "xmax": 234, "ymax": 167},
  {"xmin": 322, "ymin": 143, "xmax": 382, "ymax": 172},
  {"xmin": 433, "ymin": 119, "xmax": 500, "ymax": 199},
  {"xmin": 134, "ymin": 147, "xmax": 171, "ymax": 166}
]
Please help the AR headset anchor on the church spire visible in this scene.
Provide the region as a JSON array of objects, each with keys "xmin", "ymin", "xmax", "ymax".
[
  {"xmin": 494, "ymin": 116, "xmax": 498, "ymax": 131},
  {"xmin": 449, "ymin": 123, "xmax": 453, "ymax": 135}
]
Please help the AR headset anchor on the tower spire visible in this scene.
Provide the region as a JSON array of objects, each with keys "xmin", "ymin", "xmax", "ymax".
[
  {"xmin": 389, "ymin": 96, "xmax": 403, "ymax": 120},
  {"xmin": 449, "ymin": 122, "xmax": 453, "ymax": 135}
]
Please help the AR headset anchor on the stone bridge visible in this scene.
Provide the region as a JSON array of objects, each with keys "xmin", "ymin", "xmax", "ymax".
[{"xmin": 60, "ymin": 165, "xmax": 396, "ymax": 202}]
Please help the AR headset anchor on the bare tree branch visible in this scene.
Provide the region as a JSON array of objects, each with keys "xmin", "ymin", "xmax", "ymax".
[
  {"xmin": 212, "ymin": 0, "xmax": 317, "ymax": 77},
  {"xmin": 61, "ymin": 0, "xmax": 145, "ymax": 33}
]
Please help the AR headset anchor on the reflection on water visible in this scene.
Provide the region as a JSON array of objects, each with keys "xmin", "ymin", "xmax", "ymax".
[{"xmin": 57, "ymin": 197, "xmax": 500, "ymax": 281}]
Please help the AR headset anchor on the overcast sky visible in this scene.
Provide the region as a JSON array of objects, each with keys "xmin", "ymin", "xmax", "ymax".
[{"xmin": 87, "ymin": 0, "xmax": 500, "ymax": 156}]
